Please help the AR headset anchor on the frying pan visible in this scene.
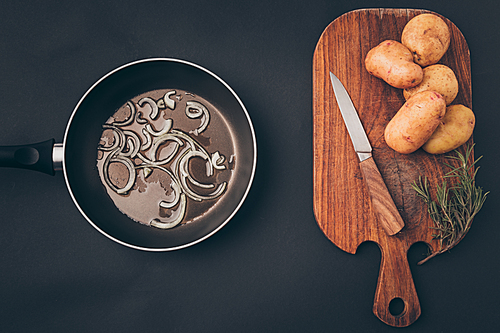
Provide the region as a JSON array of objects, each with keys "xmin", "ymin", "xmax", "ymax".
[{"xmin": 0, "ymin": 58, "xmax": 257, "ymax": 251}]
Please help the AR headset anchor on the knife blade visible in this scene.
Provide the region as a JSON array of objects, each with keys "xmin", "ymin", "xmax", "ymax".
[{"xmin": 330, "ymin": 72, "xmax": 404, "ymax": 235}]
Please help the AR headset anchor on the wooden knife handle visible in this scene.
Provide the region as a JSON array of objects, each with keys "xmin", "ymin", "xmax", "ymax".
[{"xmin": 359, "ymin": 157, "xmax": 404, "ymax": 235}]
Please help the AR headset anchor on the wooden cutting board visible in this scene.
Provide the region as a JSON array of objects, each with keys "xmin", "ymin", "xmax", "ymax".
[{"xmin": 313, "ymin": 9, "xmax": 472, "ymax": 327}]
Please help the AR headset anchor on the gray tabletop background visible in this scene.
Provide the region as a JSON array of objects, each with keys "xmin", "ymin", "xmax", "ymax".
[{"xmin": 1, "ymin": 1, "xmax": 499, "ymax": 332}]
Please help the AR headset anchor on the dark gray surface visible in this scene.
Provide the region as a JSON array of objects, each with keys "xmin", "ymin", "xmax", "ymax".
[{"xmin": 1, "ymin": 1, "xmax": 499, "ymax": 332}]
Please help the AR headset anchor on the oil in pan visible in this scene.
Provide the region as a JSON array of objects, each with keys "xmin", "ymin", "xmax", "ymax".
[{"xmin": 96, "ymin": 89, "xmax": 235, "ymax": 230}]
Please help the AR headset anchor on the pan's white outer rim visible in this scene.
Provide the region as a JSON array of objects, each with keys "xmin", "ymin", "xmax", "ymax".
[{"xmin": 62, "ymin": 57, "xmax": 257, "ymax": 251}]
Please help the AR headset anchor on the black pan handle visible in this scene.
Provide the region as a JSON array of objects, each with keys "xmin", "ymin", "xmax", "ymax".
[{"xmin": 0, "ymin": 139, "xmax": 57, "ymax": 176}]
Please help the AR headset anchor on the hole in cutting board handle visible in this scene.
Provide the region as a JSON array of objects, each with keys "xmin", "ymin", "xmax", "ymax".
[{"xmin": 389, "ymin": 297, "xmax": 406, "ymax": 317}]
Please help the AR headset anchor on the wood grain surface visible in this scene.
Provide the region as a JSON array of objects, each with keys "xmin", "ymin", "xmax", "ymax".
[
  {"xmin": 312, "ymin": 8, "xmax": 472, "ymax": 327},
  {"xmin": 359, "ymin": 156, "xmax": 405, "ymax": 235}
]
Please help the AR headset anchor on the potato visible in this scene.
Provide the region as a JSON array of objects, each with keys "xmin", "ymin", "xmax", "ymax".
[
  {"xmin": 403, "ymin": 64, "xmax": 458, "ymax": 105},
  {"xmin": 422, "ymin": 104, "xmax": 475, "ymax": 154},
  {"xmin": 385, "ymin": 90, "xmax": 446, "ymax": 154},
  {"xmin": 365, "ymin": 40, "xmax": 423, "ymax": 89},
  {"xmin": 401, "ymin": 13, "xmax": 450, "ymax": 67}
]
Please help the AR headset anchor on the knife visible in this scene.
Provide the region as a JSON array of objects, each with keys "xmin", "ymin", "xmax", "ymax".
[{"xmin": 329, "ymin": 72, "xmax": 404, "ymax": 235}]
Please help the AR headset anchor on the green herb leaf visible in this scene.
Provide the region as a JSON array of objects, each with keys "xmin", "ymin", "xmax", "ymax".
[{"xmin": 411, "ymin": 144, "xmax": 489, "ymax": 265}]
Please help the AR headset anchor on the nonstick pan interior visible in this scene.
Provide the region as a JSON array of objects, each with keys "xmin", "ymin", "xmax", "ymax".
[{"xmin": 63, "ymin": 58, "xmax": 256, "ymax": 251}]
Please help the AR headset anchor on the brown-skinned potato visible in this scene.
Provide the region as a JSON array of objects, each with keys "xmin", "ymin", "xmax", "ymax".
[
  {"xmin": 401, "ymin": 13, "xmax": 450, "ymax": 67},
  {"xmin": 403, "ymin": 64, "xmax": 459, "ymax": 105},
  {"xmin": 365, "ymin": 40, "xmax": 423, "ymax": 89},
  {"xmin": 385, "ymin": 90, "xmax": 446, "ymax": 154},
  {"xmin": 422, "ymin": 104, "xmax": 475, "ymax": 154}
]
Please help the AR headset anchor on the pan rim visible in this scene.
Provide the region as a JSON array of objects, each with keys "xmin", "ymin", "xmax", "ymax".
[{"xmin": 62, "ymin": 57, "xmax": 257, "ymax": 251}]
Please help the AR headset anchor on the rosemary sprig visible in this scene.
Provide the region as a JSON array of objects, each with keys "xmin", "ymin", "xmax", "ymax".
[{"xmin": 411, "ymin": 144, "xmax": 489, "ymax": 265}]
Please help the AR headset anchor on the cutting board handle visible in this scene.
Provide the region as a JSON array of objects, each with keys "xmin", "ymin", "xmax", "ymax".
[{"xmin": 373, "ymin": 241, "xmax": 420, "ymax": 327}]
